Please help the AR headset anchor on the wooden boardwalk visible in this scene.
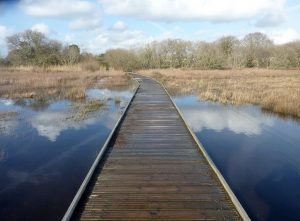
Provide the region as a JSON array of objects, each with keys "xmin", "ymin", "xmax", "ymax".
[{"xmin": 63, "ymin": 75, "xmax": 249, "ymax": 221}]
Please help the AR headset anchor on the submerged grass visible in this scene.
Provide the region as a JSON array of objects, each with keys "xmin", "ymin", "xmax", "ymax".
[
  {"xmin": 140, "ymin": 68, "xmax": 300, "ymax": 119},
  {"xmin": 0, "ymin": 111, "xmax": 18, "ymax": 135},
  {"xmin": 71, "ymin": 100, "xmax": 105, "ymax": 121},
  {"xmin": 114, "ymin": 96, "xmax": 121, "ymax": 104}
]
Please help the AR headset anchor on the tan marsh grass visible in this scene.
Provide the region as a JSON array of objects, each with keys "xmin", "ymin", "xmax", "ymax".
[
  {"xmin": 140, "ymin": 68, "xmax": 300, "ymax": 119},
  {"xmin": 0, "ymin": 66, "xmax": 128, "ymax": 101}
]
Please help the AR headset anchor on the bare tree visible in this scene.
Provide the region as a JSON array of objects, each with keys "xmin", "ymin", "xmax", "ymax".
[
  {"xmin": 105, "ymin": 49, "xmax": 139, "ymax": 71},
  {"xmin": 63, "ymin": 44, "xmax": 80, "ymax": 64},
  {"xmin": 270, "ymin": 41, "xmax": 300, "ymax": 68},
  {"xmin": 242, "ymin": 32, "xmax": 273, "ymax": 67},
  {"xmin": 6, "ymin": 30, "xmax": 63, "ymax": 66}
]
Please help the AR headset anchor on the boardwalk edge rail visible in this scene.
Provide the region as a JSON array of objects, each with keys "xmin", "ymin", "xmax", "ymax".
[
  {"xmin": 61, "ymin": 78, "xmax": 140, "ymax": 221},
  {"xmin": 143, "ymin": 74, "xmax": 251, "ymax": 221}
]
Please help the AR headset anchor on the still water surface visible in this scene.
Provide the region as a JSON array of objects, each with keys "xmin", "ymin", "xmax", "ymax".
[
  {"xmin": 174, "ymin": 95, "xmax": 300, "ymax": 221},
  {"xmin": 0, "ymin": 86, "xmax": 134, "ymax": 221}
]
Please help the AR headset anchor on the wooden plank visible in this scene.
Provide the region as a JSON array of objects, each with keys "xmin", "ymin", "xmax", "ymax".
[
  {"xmin": 78, "ymin": 210, "xmax": 239, "ymax": 220},
  {"xmin": 66, "ymin": 75, "xmax": 248, "ymax": 221}
]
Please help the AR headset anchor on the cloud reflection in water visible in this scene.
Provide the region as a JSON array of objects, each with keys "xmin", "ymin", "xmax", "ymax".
[
  {"xmin": 29, "ymin": 89, "xmax": 131, "ymax": 142},
  {"xmin": 175, "ymin": 97, "xmax": 274, "ymax": 136},
  {"xmin": 30, "ymin": 110, "xmax": 119, "ymax": 142}
]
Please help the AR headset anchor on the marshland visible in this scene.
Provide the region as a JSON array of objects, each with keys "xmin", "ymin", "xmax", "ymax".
[
  {"xmin": 1, "ymin": 1, "xmax": 300, "ymax": 220},
  {"xmin": 140, "ymin": 68, "xmax": 300, "ymax": 119}
]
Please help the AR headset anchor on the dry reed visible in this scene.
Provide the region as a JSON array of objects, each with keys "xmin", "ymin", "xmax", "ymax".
[
  {"xmin": 0, "ymin": 66, "xmax": 128, "ymax": 101},
  {"xmin": 140, "ymin": 68, "xmax": 300, "ymax": 119},
  {"xmin": 71, "ymin": 100, "xmax": 105, "ymax": 121}
]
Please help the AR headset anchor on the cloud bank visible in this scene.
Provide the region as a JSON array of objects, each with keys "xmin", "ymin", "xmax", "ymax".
[
  {"xmin": 100, "ymin": 0, "xmax": 285, "ymax": 23},
  {"xmin": 20, "ymin": 0, "xmax": 94, "ymax": 17},
  {"xmin": 31, "ymin": 23, "xmax": 51, "ymax": 35}
]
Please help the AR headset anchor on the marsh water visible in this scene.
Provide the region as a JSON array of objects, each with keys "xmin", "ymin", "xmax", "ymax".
[
  {"xmin": 0, "ymin": 84, "xmax": 135, "ymax": 221},
  {"xmin": 173, "ymin": 95, "xmax": 300, "ymax": 221}
]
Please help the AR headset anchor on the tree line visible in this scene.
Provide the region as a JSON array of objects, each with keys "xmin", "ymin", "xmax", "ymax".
[
  {"xmin": 105, "ymin": 32, "xmax": 300, "ymax": 71},
  {"xmin": 1, "ymin": 30, "xmax": 300, "ymax": 70}
]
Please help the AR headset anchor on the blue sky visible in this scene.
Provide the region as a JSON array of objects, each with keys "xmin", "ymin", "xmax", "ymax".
[{"xmin": 0, "ymin": 0, "xmax": 300, "ymax": 56}]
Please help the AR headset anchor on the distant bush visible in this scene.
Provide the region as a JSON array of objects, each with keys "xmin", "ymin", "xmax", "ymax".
[
  {"xmin": 0, "ymin": 57, "xmax": 9, "ymax": 66},
  {"xmin": 105, "ymin": 49, "xmax": 139, "ymax": 71},
  {"xmin": 270, "ymin": 42, "xmax": 300, "ymax": 68},
  {"xmin": 81, "ymin": 59, "xmax": 100, "ymax": 72}
]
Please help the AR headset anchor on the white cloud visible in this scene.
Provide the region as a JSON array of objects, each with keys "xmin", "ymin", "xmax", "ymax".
[
  {"xmin": 0, "ymin": 25, "xmax": 11, "ymax": 40},
  {"xmin": 20, "ymin": 0, "xmax": 94, "ymax": 17},
  {"xmin": 77, "ymin": 27, "xmax": 152, "ymax": 54},
  {"xmin": 69, "ymin": 17, "xmax": 101, "ymax": 30},
  {"xmin": 109, "ymin": 29, "xmax": 149, "ymax": 48},
  {"xmin": 64, "ymin": 33, "xmax": 76, "ymax": 43},
  {"xmin": 256, "ymin": 11, "xmax": 287, "ymax": 27},
  {"xmin": 100, "ymin": 0, "xmax": 285, "ymax": 22},
  {"xmin": 31, "ymin": 23, "xmax": 51, "ymax": 35},
  {"xmin": 271, "ymin": 28, "xmax": 300, "ymax": 44},
  {"xmin": 256, "ymin": 0, "xmax": 287, "ymax": 27},
  {"xmin": 0, "ymin": 25, "xmax": 13, "ymax": 56},
  {"xmin": 111, "ymin": 21, "xmax": 127, "ymax": 31}
]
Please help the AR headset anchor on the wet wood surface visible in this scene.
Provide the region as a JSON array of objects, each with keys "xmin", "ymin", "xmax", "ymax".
[{"xmin": 72, "ymin": 76, "xmax": 242, "ymax": 221}]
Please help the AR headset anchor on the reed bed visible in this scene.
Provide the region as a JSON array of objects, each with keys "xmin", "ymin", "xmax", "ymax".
[
  {"xmin": 140, "ymin": 68, "xmax": 300, "ymax": 119},
  {"xmin": 0, "ymin": 66, "xmax": 128, "ymax": 101}
]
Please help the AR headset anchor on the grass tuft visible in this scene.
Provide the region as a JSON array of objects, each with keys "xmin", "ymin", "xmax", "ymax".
[
  {"xmin": 72, "ymin": 100, "xmax": 105, "ymax": 121},
  {"xmin": 114, "ymin": 96, "xmax": 121, "ymax": 104}
]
